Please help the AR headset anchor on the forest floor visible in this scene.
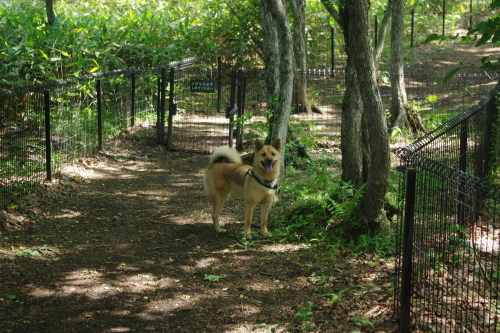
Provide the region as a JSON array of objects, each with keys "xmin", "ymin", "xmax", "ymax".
[{"xmin": 0, "ymin": 41, "xmax": 498, "ymax": 333}]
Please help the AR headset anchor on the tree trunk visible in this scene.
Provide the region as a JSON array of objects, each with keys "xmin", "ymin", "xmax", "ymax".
[
  {"xmin": 390, "ymin": 0, "xmax": 408, "ymax": 129},
  {"xmin": 289, "ymin": 0, "xmax": 315, "ymax": 114},
  {"xmin": 258, "ymin": 0, "xmax": 294, "ymax": 168},
  {"xmin": 45, "ymin": 0, "xmax": 56, "ymax": 26},
  {"xmin": 390, "ymin": 0, "xmax": 424, "ymax": 132},
  {"xmin": 374, "ymin": 0, "xmax": 393, "ymax": 69},
  {"xmin": 341, "ymin": 48, "xmax": 365, "ymax": 188},
  {"xmin": 346, "ymin": 0, "xmax": 391, "ymax": 226},
  {"xmin": 259, "ymin": 0, "xmax": 280, "ymax": 114}
]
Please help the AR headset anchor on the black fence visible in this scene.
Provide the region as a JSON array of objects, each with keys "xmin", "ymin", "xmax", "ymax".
[
  {"xmin": 395, "ymin": 83, "xmax": 499, "ymax": 332},
  {"xmin": 1, "ymin": 55, "xmax": 498, "ymax": 210},
  {"xmin": 0, "ymin": 67, "xmax": 163, "ymax": 207}
]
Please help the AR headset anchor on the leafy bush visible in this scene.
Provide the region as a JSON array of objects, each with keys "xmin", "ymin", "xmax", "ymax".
[{"xmin": 272, "ymin": 156, "xmax": 397, "ymax": 255}]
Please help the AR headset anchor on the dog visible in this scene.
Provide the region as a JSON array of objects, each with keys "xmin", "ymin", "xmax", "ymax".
[{"xmin": 204, "ymin": 139, "xmax": 281, "ymax": 237}]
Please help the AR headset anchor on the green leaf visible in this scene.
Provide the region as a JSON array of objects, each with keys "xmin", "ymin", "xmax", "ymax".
[
  {"xmin": 352, "ymin": 317, "xmax": 374, "ymax": 327},
  {"xmin": 424, "ymin": 33, "xmax": 447, "ymax": 44},
  {"xmin": 5, "ymin": 294, "xmax": 17, "ymax": 300},
  {"xmin": 203, "ymin": 274, "xmax": 221, "ymax": 281},
  {"xmin": 38, "ymin": 49, "xmax": 49, "ymax": 60},
  {"xmin": 129, "ymin": 9, "xmax": 136, "ymax": 20},
  {"xmin": 89, "ymin": 67, "xmax": 100, "ymax": 73},
  {"xmin": 444, "ymin": 67, "xmax": 462, "ymax": 85},
  {"xmin": 326, "ymin": 288, "xmax": 348, "ymax": 304}
]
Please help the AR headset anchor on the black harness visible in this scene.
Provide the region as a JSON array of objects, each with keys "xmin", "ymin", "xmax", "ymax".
[{"xmin": 246, "ymin": 168, "xmax": 279, "ymax": 190}]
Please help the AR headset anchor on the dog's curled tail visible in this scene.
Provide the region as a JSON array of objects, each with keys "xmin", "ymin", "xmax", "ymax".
[{"xmin": 209, "ymin": 147, "xmax": 242, "ymax": 165}]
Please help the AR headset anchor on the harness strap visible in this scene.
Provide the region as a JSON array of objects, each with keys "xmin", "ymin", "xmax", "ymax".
[{"xmin": 246, "ymin": 168, "xmax": 279, "ymax": 190}]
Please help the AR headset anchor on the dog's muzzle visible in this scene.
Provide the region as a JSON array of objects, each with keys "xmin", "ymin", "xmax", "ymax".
[{"xmin": 261, "ymin": 158, "xmax": 276, "ymax": 174}]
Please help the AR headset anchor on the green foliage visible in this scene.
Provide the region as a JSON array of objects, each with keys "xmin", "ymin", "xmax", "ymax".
[
  {"xmin": 0, "ymin": 0, "xmax": 262, "ymax": 88},
  {"xmin": 468, "ymin": 0, "xmax": 500, "ymax": 47},
  {"xmin": 273, "ymin": 156, "xmax": 397, "ymax": 255},
  {"xmin": 294, "ymin": 301, "xmax": 314, "ymax": 323},
  {"xmin": 325, "ymin": 287, "xmax": 348, "ymax": 305}
]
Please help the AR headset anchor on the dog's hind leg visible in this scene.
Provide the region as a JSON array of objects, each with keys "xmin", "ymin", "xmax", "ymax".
[
  {"xmin": 260, "ymin": 201, "xmax": 273, "ymax": 236},
  {"xmin": 210, "ymin": 190, "xmax": 228, "ymax": 233}
]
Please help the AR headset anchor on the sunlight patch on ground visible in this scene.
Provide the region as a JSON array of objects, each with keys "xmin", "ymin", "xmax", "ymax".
[
  {"xmin": 51, "ymin": 209, "xmax": 81, "ymax": 219},
  {"xmin": 138, "ymin": 293, "xmax": 203, "ymax": 320},
  {"xmin": 195, "ymin": 257, "xmax": 219, "ymax": 269},
  {"xmin": 28, "ymin": 269, "xmax": 177, "ymax": 300},
  {"xmin": 259, "ymin": 243, "xmax": 309, "ymax": 253}
]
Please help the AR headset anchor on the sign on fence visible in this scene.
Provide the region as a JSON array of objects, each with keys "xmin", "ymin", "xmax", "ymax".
[{"xmin": 190, "ymin": 80, "xmax": 215, "ymax": 93}]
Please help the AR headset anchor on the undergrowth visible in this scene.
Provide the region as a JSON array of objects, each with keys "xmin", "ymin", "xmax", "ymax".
[{"xmin": 272, "ymin": 154, "xmax": 398, "ymax": 256}]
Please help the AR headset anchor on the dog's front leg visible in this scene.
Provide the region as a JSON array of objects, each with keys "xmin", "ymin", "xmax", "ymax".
[
  {"xmin": 243, "ymin": 203, "xmax": 257, "ymax": 237},
  {"xmin": 260, "ymin": 201, "xmax": 273, "ymax": 236}
]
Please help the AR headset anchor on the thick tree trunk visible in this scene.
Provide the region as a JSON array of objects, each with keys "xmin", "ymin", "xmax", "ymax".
[
  {"xmin": 341, "ymin": 53, "xmax": 365, "ymax": 188},
  {"xmin": 346, "ymin": 0, "xmax": 391, "ymax": 226},
  {"xmin": 289, "ymin": 0, "xmax": 314, "ymax": 114},
  {"xmin": 258, "ymin": 0, "xmax": 294, "ymax": 167},
  {"xmin": 259, "ymin": 0, "xmax": 280, "ymax": 113},
  {"xmin": 45, "ymin": 0, "xmax": 56, "ymax": 25}
]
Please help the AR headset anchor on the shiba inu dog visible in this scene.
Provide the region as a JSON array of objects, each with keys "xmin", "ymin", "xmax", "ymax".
[{"xmin": 204, "ymin": 139, "xmax": 281, "ymax": 237}]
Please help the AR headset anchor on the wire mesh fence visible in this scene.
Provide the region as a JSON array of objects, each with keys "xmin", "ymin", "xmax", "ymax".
[
  {"xmin": 1, "ymin": 54, "xmax": 498, "ymax": 214},
  {"xmin": 0, "ymin": 68, "xmax": 161, "ymax": 208},
  {"xmin": 167, "ymin": 64, "xmax": 497, "ymax": 154},
  {"xmin": 395, "ymin": 83, "xmax": 499, "ymax": 332}
]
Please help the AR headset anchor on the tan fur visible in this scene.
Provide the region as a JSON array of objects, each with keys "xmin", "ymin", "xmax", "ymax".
[{"xmin": 204, "ymin": 139, "xmax": 281, "ymax": 237}]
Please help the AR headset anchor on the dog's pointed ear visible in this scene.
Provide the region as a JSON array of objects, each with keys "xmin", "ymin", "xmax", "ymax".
[
  {"xmin": 272, "ymin": 138, "xmax": 281, "ymax": 151},
  {"xmin": 255, "ymin": 139, "xmax": 264, "ymax": 151}
]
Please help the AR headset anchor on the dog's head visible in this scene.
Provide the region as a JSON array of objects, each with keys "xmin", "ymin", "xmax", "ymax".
[{"xmin": 254, "ymin": 138, "xmax": 281, "ymax": 177}]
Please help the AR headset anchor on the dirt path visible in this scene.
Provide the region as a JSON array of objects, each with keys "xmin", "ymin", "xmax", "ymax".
[
  {"xmin": 1, "ymin": 40, "xmax": 496, "ymax": 333},
  {"xmin": 0, "ymin": 130, "xmax": 396, "ymax": 332}
]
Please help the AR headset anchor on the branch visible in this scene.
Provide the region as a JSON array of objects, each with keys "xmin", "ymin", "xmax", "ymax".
[{"xmin": 320, "ymin": 0, "xmax": 341, "ymax": 28}]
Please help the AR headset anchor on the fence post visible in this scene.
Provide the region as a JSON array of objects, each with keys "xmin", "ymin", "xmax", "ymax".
[
  {"xmin": 227, "ymin": 70, "xmax": 236, "ymax": 148},
  {"xmin": 236, "ymin": 70, "xmax": 245, "ymax": 151},
  {"xmin": 159, "ymin": 68, "xmax": 167, "ymax": 145},
  {"xmin": 44, "ymin": 90, "xmax": 52, "ymax": 181},
  {"xmin": 411, "ymin": 8, "xmax": 415, "ymax": 48},
  {"xmin": 167, "ymin": 67, "xmax": 175, "ymax": 150},
  {"xmin": 156, "ymin": 75, "xmax": 161, "ymax": 143},
  {"xmin": 131, "ymin": 73, "xmax": 136, "ymax": 127},
  {"xmin": 469, "ymin": 0, "xmax": 473, "ymax": 28},
  {"xmin": 457, "ymin": 120, "xmax": 468, "ymax": 226},
  {"xmin": 217, "ymin": 55, "xmax": 222, "ymax": 113},
  {"xmin": 97, "ymin": 80, "xmax": 103, "ymax": 151},
  {"xmin": 442, "ymin": 0, "xmax": 446, "ymax": 35},
  {"xmin": 331, "ymin": 26, "xmax": 335, "ymax": 73},
  {"xmin": 478, "ymin": 93, "xmax": 498, "ymax": 180},
  {"xmin": 400, "ymin": 167, "xmax": 417, "ymax": 333}
]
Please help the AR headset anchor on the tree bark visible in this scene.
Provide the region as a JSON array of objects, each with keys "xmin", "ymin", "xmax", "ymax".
[
  {"xmin": 389, "ymin": 0, "xmax": 424, "ymax": 132},
  {"xmin": 374, "ymin": 0, "xmax": 393, "ymax": 68},
  {"xmin": 346, "ymin": 0, "xmax": 391, "ymax": 226},
  {"xmin": 341, "ymin": 58, "xmax": 365, "ymax": 188},
  {"xmin": 390, "ymin": 0, "xmax": 408, "ymax": 129},
  {"xmin": 258, "ymin": 0, "xmax": 294, "ymax": 167},
  {"xmin": 289, "ymin": 0, "xmax": 315, "ymax": 114},
  {"xmin": 259, "ymin": 0, "xmax": 280, "ymax": 114},
  {"xmin": 45, "ymin": 0, "xmax": 56, "ymax": 26}
]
